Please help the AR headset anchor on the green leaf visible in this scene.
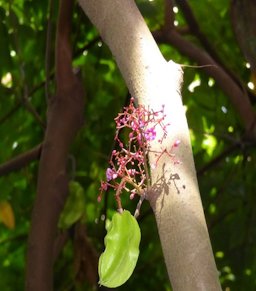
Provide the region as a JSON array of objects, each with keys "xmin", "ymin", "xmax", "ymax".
[
  {"xmin": 58, "ymin": 181, "xmax": 85, "ymax": 229},
  {"xmin": 98, "ymin": 210, "xmax": 141, "ymax": 288}
]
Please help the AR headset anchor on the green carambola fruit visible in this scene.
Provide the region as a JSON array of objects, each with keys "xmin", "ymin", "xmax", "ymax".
[{"xmin": 98, "ymin": 210, "xmax": 141, "ymax": 288}]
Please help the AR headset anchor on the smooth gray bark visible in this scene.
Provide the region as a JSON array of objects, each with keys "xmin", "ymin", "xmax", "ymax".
[{"xmin": 79, "ymin": 1, "xmax": 221, "ymax": 290}]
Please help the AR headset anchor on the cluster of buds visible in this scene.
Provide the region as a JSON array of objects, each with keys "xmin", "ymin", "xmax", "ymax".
[{"xmin": 98, "ymin": 97, "xmax": 180, "ymax": 216}]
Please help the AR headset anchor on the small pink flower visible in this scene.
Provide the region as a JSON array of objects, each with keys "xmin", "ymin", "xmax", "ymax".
[
  {"xmin": 130, "ymin": 190, "xmax": 136, "ymax": 200},
  {"xmin": 139, "ymin": 120, "xmax": 145, "ymax": 128},
  {"xmin": 144, "ymin": 127, "xmax": 156, "ymax": 141},
  {"xmin": 98, "ymin": 97, "xmax": 181, "ymax": 209},
  {"xmin": 100, "ymin": 181, "xmax": 108, "ymax": 191},
  {"xmin": 173, "ymin": 139, "xmax": 181, "ymax": 147},
  {"xmin": 106, "ymin": 168, "xmax": 117, "ymax": 181},
  {"xmin": 128, "ymin": 169, "xmax": 136, "ymax": 176},
  {"xmin": 131, "ymin": 121, "xmax": 138, "ymax": 131}
]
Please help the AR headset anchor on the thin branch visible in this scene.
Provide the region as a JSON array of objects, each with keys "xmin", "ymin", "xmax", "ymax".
[
  {"xmin": 0, "ymin": 86, "xmax": 46, "ymax": 129},
  {"xmin": 197, "ymin": 133, "xmax": 256, "ymax": 176},
  {"xmin": 174, "ymin": 0, "xmax": 223, "ymax": 65},
  {"xmin": 0, "ymin": 144, "xmax": 42, "ymax": 176},
  {"xmin": 53, "ymin": 230, "xmax": 69, "ymax": 261},
  {"xmin": 208, "ymin": 207, "xmax": 240, "ymax": 230},
  {"xmin": 8, "ymin": 0, "xmax": 45, "ymax": 128},
  {"xmin": 0, "ymin": 36, "xmax": 99, "ymax": 127},
  {"xmin": 75, "ymin": 35, "xmax": 100, "ymax": 57},
  {"xmin": 153, "ymin": 29, "xmax": 256, "ymax": 137},
  {"xmin": 45, "ymin": 0, "xmax": 55, "ymax": 102},
  {"xmin": 164, "ymin": 0, "xmax": 175, "ymax": 30},
  {"xmin": 26, "ymin": 0, "xmax": 85, "ymax": 288},
  {"xmin": 21, "ymin": 95, "xmax": 45, "ymax": 128},
  {"xmin": 174, "ymin": 0, "xmax": 255, "ymax": 102},
  {"xmin": 73, "ymin": 222, "xmax": 98, "ymax": 286},
  {"xmin": 197, "ymin": 143, "xmax": 239, "ymax": 176},
  {"xmin": 0, "ymin": 233, "xmax": 27, "ymax": 245},
  {"xmin": 0, "ymin": 102, "xmax": 20, "ymax": 125}
]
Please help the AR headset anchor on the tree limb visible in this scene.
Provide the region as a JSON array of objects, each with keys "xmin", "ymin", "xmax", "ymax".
[
  {"xmin": 174, "ymin": 0, "xmax": 256, "ymax": 103},
  {"xmin": 25, "ymin": 0, "xmax": 85, "ymax": 289},
  {"xmin": 0, "ymin": 144, "xmax": 42, "ymax": 176},
  {"xmin": 174, "ymin": 0, "xmax": 225, "ymax": 67},
  {"xmin": 197, "ymin": 143, "xmax": 239, "ymax": 176},
  {"xmin": 0, "ymin": 102, "xmax": 21, "ymax": 125},
  {"xmin": 153, "ymin": 29, "xmax": 256, "ymax": 138},
  {"xmin": 45, "ymin": 0, "xmax": 55, "ymax": 102},
  {"xmin": 79, "ymin": 0, "xmax": 221, "ymax": 289}
]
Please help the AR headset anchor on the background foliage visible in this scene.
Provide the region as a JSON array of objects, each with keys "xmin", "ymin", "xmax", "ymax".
[{"xmin": 0, "ymin": 0, "xmax": 256, "ymax": 290}]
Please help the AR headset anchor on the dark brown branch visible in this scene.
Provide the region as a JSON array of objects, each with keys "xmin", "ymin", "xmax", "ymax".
[
  {"xmin": 197, "ymin": 143, "xmax": 240, "ymax": 176},
  {"xmin": 0, "ymin": 90, "xmax": 45, "ymax": 128},
  {"xmin": 174, "ymin": 0, "xmax": 255, "ymax": 102},
  {"xmin": 0, "ymin": 36, "xmax": 98, "ymax": 126},
  {"xmin": 197, "ymin": 133, "xmax": 256, "ymax": 175},
  {"xmin": 53, "ymin": 230, "xmax": 69, "ymax": 261},
  {"xmin": 0, "ymin": 233, "xmax": 27, "ymax": 245},
  {"xmin": 153, "ymin": 29, "xmax": 256, "ymax": 138},
  {"xmin": 28, "ymin": 78, "xmax": 46, "ymax": 96},
  {"xmin": 0, "ymin": 144, "xmax": 42, "ymax": 176},
  {"xmin": 174, "ymin": 0, "xmax": 223, "ymax": 65},
  {"xmin": 0, "ymin": 102, "xmax": 20, "ymax": 125},
  {"xmin": 73, "ymin": 222, "xmax": 98, "ymax": 286},
  {"xmin": 75, "ymin": 35, "xmax": 100, "ymax": 57},
  {"xmin": 45, "ymin": 0, "xmax": 55, "ymax": 101},
  {"xmin": 55, "ymin": 0, "xmax": 74, "ymax": 88},
  {"xmin": 25, "ymin": 0, "xmax": 85, "ymax": 289},
  {"xmin": 0, "ymin": 96, "xmax": 45, "ymax": 128},
  {"xmin": 9, "ymin": 3, "xmax": 45, "ymax": 128},
  {"xmin": 21, "ymin": 95, "xmax": 45, "ymax": 128},
  {"xmin": 164, "ymin": 0, "xmax": 175, "ymax": 29},
  {"xmin": 208, "ymin": 207, "xmax": 239, "ymax": 230}
]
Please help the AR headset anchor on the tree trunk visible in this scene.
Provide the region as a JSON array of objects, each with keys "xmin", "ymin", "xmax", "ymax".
[
  {"xmin": 78, "ymin": 0, "xmax": 221, "ymax": 290},
  {"xmin": 26, "ymin": 0, "xmax": 84, "ymax": 290}
]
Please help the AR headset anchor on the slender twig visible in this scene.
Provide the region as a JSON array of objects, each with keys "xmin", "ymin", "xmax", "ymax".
[
  {"xmin": 0, "ymin": 143, "xmax": 42, "ymax": 176},
  {"xmin": 45, "ymin": 0, "xmax": 55, "ymax": 102},
  {"xmin": 164, "ymin": 0, "xmax": 175, "ymax": 30},
  {"xmin": 174, "ymin": 0, "xmax": 223, "ymax": 66},
  {"xmin": 0, "ymin": 103, "xmax": 20, "ymax": 125},
  {"xmin": 0, "ymin": 36, "xmax": 99, "ymax": 126},
  {"xmin": 0, "ymin": 233, "xmax": 27, "ymax": 245},
  {"xmin": 160, "ymin": 1, "xmax": 256, "ymax": 137},
  {"xmin": 153, "ymin": 29, "xmax": 256, "ymax": 136},
  {"xmin": 174, "ymin": 0, "xmax": 254, "ymax": 102},
  {"xmin": 134, "ymin": 193, "xmax": 146, "ymax": 218},
  {"xmin": 21, "ymin": 95, "xmax": 45, "ymax": 128},
  {"xmin": 197, "ymin": 143, "xmax": 239, "ymax": 176}
]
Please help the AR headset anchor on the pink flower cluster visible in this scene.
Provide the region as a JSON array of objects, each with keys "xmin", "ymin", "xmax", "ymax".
[{"xmin": 98, "ymin": 98, "xmax": 180, "ymax": 213}]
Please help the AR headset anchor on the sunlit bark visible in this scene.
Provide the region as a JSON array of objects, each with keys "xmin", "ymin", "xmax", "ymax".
[{"xmin": 78, "ymin": 0, "xmax": 221, "ymax": 290}]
